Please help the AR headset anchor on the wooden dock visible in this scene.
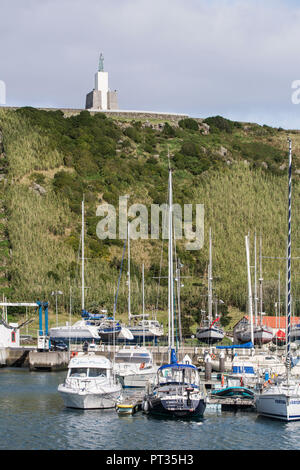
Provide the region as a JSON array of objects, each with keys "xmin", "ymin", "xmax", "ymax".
[{"xmin": 116, "ymin": 392, "xmax": 144, "ymax": 415}]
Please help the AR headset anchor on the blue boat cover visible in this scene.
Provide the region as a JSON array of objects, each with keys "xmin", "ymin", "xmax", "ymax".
[
  {"xmin": 216, "ymin": 341, "xmax": 254, "ymax": 349},
  {"xmin": 170, "ymin": 348, "xmax": 177, "ymax": 364},
  {"xmin": 81, "ymin": 310, "xmax": 106, "ymax": 320},
  {"xmin": 158, "ymin": 363, "xmax": 197, "ymax": 371}
]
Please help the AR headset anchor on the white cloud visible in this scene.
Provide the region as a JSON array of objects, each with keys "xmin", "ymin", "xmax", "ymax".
[{"xmin": 1, "ymin": 0, "xmax": 300, "ymax": 127}]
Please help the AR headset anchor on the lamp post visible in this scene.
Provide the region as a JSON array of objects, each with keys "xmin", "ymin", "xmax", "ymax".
[{"xmin": 51, "ymin": 290, "xmax": 63, "ymax": 327}]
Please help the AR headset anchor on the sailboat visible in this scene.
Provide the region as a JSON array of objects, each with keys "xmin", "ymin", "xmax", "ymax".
[
  {"xmin": 50, "ymin": 198, "xmax": 126, "ymax": 345},
  {"xmin": 121, "ymin": 223, "xmax": 164, "ymax": 344},
  {"xmin": 142, "ymin": 163, "xmax": 206, "ymax": 418},
  {"xmin": 113, "ymin": 262, "xmax": 159, "ymax": 387},
  {"xmin": 196, "ymin": 228, "xmax": 224, "ymax": 345},
  {"xmin": 256, "ymin": 138, "xmax": 300, "ymax": 421},
  {"xmin": 235, "ymin": 234, "xmax": 273, "ymax": 345}
]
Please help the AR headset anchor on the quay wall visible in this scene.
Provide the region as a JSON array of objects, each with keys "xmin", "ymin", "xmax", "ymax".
[
  {"xmin": 28, "ymin": 351, "xmax": 69, "ymax": 371},
  {"xmin": 1, "ymin": 344, "xmax": 277, "ymax": 371}
]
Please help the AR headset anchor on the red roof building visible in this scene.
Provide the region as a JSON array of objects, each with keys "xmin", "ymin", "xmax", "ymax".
[{"xmin": 234, "ymin": 315, "xmax": 300, "ymax": 332}]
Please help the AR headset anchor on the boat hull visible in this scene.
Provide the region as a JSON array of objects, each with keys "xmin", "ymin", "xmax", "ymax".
[
  {"xmin": 58, "ymin": 384, "xmax": 121, "ymax": 409},
  {"xmin": 144, "ymin": 396, "xmax": 206, "ymax": 418},
  {"xmin": 118, "ymin": 371, "xmax": 157, "ymax": 388},
  {"xmin": 236, "ymin": 327, "xmax": 273, "ymax": 345},
  {"xmin": 291, "ymin": 327, "xmax": 300, "ymax": 344},
  {"xmin": 256, "ymin": 393, "xmax": 300, "ymax": 421},
  {"xmin": 196, "ymin": 327, "xmax": 224, "ymax": 345}
]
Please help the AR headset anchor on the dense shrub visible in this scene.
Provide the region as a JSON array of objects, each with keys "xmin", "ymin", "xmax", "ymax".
[
  {"xmin": 178, "ymin": 118, "xmax": 199, "ymax": 131},
  {"xmin": 123, "ymin": 126, "xmax": 142, "ymax": 143},
  {"xmin": 203, "ymin": 115, "xmax": 235, "ymax": 133},
  {"xmin": 239, "ymin": 142, "xmax": 286, "ymax": 164},
  {"xmin": 162, "ymin": 122, "xmax": 176, "ymax": 137}
]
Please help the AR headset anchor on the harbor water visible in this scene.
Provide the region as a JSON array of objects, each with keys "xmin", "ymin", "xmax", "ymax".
[{"xmin": 1, "ymin": 368, "xmax": 300, "ymax": 450}]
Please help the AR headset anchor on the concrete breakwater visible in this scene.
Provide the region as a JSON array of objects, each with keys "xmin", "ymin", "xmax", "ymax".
[
  {"xmin": 0, "ymin": 344, "xmax": 267, "ymax": 372},
  {"xmin": 0, "ymin": 347, "xmax": 69, "ymax": 371},
  {"xmin": 1, "ymin": 345, "xmax": 210, "ymax": 371}
]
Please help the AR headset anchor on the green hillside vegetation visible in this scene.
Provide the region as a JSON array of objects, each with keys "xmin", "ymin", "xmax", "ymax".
[{"xmin": 0, "ymin": 107, "xmax": 300, "ymax": 335}]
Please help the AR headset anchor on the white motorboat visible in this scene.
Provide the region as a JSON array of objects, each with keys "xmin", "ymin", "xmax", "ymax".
[
  {"xmin": 256, "ymin": 380, "xmax": 300, "ymax": 421},
  {"xmin": 58, "ymin": 353, "xmax": 122, "ymax": 409},
  {"xmin": 114, "ymin": 345, "xmax": 158, "ymax": 388}
]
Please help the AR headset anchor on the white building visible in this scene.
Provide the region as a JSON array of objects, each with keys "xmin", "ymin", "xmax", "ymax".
[
  {"xmin": 85, "ymin": 53, "xmax": 118, "ymax": 111},
  {"xmin": 0, "ymin": 322, "xmax": 20, "ymax": 348}
]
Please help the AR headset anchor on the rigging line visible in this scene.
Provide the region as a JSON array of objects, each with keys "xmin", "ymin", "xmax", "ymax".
[
  {"xmin": 154, "ymin": 184, "xmax": 169, "ymax": 317},
  {"xmin": 113, "ymin": 238, "xmax": 127, "ymax": 319},
  {"xmin": 262, "ymin": 256, "xmax": 300, "ymax": 260}
]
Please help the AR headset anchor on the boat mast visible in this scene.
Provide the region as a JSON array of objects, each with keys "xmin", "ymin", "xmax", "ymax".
[
  {"xmin": 127, "ymin": 222, "xmax": 131, "ymax": 325},
  {"xmin": 254, "ymin": 232, "xmax": 258, "ymax": 326},
  {"xmin": 259, "ymin": 234, "xmax": 263, "ymax": 326},
  {"xmin": 245, "ymin": 234, "xmax": 254, "ymax": 346},
  {"xmin": 286, "ymin": 137, "xmax": 292, "ymax": 381},
  {"xmin": 208, "ymin": 227, "xmax": 213, "ymax": 324},
  {"xmin": 142, "ymin": 263, "xmax": 145, "ymax": 347},
  {"xmin": 176, "ymin": 259, "xmax": 183, "ymax": 347},
  {"xmin": 81, "ymin": 197, "xmax": 85, "ymax": 311},
  {"xmin": 168, "ymin": 165, "xmax": 175, "ymax": 355}
]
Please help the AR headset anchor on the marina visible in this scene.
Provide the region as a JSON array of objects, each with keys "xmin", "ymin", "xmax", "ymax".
[
  {"xmin": 1, "ymin": 6, "xmax": 300, "ymax": 449},
  {"xmin": 1, "ymin": 368, "xmax": 300, "ymax": 450}
]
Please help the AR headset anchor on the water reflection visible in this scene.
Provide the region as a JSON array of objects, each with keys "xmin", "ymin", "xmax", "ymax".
[{"xmin": 1, "ymin": 369, "xmax": 300, "ymax": 450}]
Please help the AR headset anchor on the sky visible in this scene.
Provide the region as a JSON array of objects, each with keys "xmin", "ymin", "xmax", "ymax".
[{"xmin": 1, "ymin": 0, "xmax": 300, "ymax": 128}]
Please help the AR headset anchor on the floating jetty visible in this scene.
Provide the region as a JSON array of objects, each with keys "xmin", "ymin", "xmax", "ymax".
[
  {"xmin": 116, "ymin": 392, "xmax": 144, "ymax": 415},
  {"xmin": 207, "ymin": 395, "xmax": 255, "ymax": 410}
]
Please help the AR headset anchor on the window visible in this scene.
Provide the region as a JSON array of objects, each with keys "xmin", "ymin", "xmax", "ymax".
[
  {"xmin": 69, "ymin": 368, "xmax": 87, "ymax": 377},
  {"xmin": 88, "ymin": 368, "xmax": 107, "ymax": 378}
]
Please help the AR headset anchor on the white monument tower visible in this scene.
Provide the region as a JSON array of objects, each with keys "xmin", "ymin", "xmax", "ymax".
[{"xmin": 85, "ymin": 53, "xmax": 118, "ymax": 110}]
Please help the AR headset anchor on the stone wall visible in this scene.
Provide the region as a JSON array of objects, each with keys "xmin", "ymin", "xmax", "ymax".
[
  {"xmin": 85, "ymin": 90, "xmax": 102, "ymax": 110},
  {"xmin": 107, "ymin": 90, "xmax": 118, "ymax": 110},
  {"xmin": 1, "ymin": 105, "xmax": 195, "ymax": 123}
]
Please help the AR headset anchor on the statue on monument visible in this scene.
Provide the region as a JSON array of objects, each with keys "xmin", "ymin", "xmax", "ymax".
[{"xmin": 98, "ymin": 53, "xmax": 104, "ymax": 72}]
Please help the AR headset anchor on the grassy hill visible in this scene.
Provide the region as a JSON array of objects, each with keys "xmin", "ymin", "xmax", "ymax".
[{"xmin": 0, "ymin": 107, "xmax": 300, "ymax": 335}]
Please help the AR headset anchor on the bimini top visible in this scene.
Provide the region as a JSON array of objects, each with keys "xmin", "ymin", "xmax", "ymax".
[
  {"xmin": 158, "ymin": 363, "xmax": 197, "ymax": 371},
  {"xmin": 216, "ymin": 341, "xmax": 254, "ymax": 349},
  {"xmin": 81, "ymin": 310, "xmax": 106, "ymax": 320}
]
